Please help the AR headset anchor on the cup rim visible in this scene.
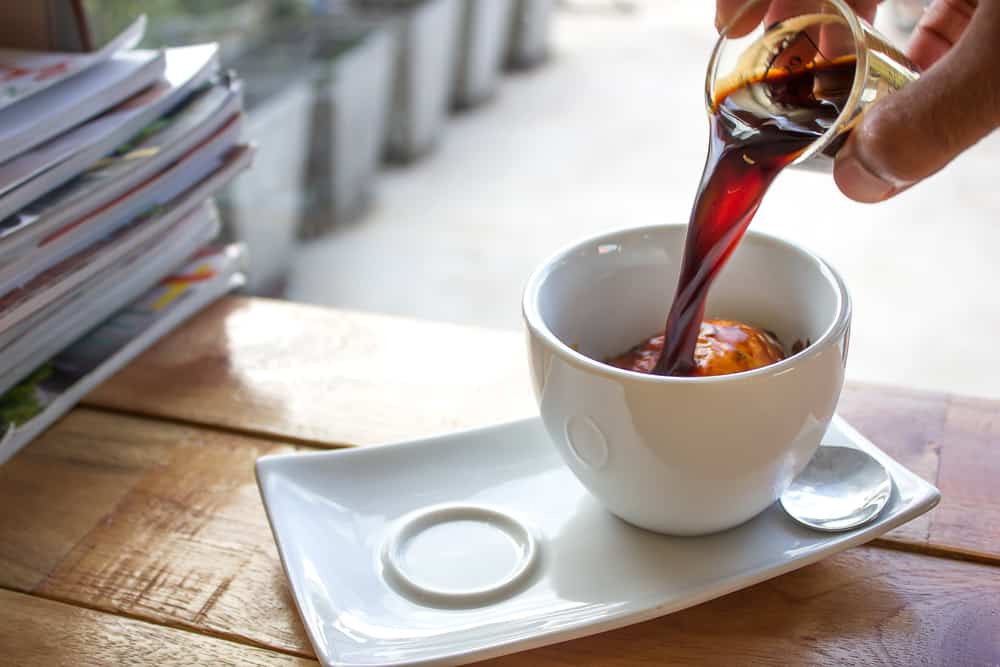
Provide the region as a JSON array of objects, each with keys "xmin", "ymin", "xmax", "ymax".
[
  {"xmin": 522, "ymin": 223, "xmax": 852, "ymax": 385},
  {"xmin": 705, "ymin": 0, "xmax": 869, "ymax": 167}
]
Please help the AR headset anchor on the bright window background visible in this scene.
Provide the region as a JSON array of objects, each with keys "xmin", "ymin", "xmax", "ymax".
[{"xmin": 81, "ymin": 1, "xmax": 1000, "ymax": 399}]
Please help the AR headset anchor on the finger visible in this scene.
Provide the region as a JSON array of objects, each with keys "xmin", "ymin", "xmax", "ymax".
[
  {"xmin": 907, "ymin": 0, "xmax": 977, "ymax": 70},
  {"xmin": 717, "ymin": 0, "xmax": 882, "ymax": 40},
  {"xmin": 762, "ymin": 0, "xmax": 880, "ymax": 26},
  {"xmin": 761, "ymin": 1, "xmax": 882, "ymax": 72},
  {"xmin": 716, "ymin": 0, "xmax": 770, "ymax": 36},
  {"xmin": 834, "ymin": 0, "xmax": 1000, "ymax": 202},
  {"xmin": 817, "ymin": 0, "xmax": 883, "ymax": 62},
  {"xmin": 718, "ymin": 0, "xmax": 882, "ymax": 34},
  {"xmin": 766, "ymin": 0, "xmax": 834, "ymax": 26},
  {"xmin": 846, "ymin": 0, "xmax": 881, "ymax": 23}
]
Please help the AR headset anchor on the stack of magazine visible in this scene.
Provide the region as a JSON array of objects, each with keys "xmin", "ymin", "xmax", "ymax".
[{"xmin": 0, "ymin": 17, "xmax": 254, "ymax": 464}]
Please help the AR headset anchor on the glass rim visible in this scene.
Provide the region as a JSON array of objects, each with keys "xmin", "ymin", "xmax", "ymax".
[{"xmin": 704, "ymin": 0, "xmax": 869, "ymax": 166}]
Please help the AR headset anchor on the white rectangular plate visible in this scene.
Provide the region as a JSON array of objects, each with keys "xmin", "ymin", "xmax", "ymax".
[{"xmin": 256, "ymin": 416, "xmax": 940, "ymax": 667}]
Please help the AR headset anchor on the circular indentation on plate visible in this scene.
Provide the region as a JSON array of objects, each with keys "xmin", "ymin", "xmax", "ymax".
[
  {"xmin": 564, "ymin": 416, "xmax": 608, "ymax": 469},
  {"xmin": 380, "ymin": 505, "xmax": 537, "ymax": 608}
]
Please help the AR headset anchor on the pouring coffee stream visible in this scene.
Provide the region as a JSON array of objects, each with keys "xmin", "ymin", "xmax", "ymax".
[
  {"xmin": 650, "ymin": 3, "xmax": 918, "ymax": 376},
  {"xmin": 652, "ymin": 55, "xmax": 856, "ymax": 375}
]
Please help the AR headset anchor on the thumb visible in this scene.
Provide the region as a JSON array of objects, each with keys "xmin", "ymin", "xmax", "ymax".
[{"xmin": 834, "ymin": 0, "xmax": 1000, "ymax": 203}]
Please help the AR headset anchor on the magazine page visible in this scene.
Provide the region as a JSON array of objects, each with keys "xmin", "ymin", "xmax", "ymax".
[
  {"xmin": 54, "ymin": 244, "xmax": 244, "ymax": 376},
  {"xmin": 86, "ymin": 78, "xmax": 240, "ymax": 182},
  {"xmin": 0, "ymin": 202, "xmax": 219, "ymax": 362},
  {"xmin": 0, "ymin": 243, "xmax": 245, "ymax": 465},
  {"xmin": 0, "ymin": 44, "xmax": 219, "ymax": 210},
  {"xmin": 0, "ymin": 203, "xmax": 221, "ymax": 388},
  {"xmin": 0, "ymin": 76, "xmax": 239, "ymax": 254},
  {"xmin": 0, "ymin": 144, "xmax": 253, "ymax": 330},
  {"xmin": 0, "ymin": 113, "xmax": 244, "ymax": 294},
  {"xmin": 0, "ymin": 16, "xmax": 145, "ymax": 111},
  {"xmin": 0, "ymin": 49, "xmax": 166, "ymax": 164}
]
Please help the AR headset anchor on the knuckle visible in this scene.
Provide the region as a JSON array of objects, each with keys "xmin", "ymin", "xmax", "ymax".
[{"xmin": 854, "ymin": 102, "xmax": 926, "ymax": 184}]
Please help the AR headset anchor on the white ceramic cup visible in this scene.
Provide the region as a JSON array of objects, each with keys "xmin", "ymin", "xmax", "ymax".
[{"xmin": 523, "ymin": 224, "xmax": 851, "ymax": 536}]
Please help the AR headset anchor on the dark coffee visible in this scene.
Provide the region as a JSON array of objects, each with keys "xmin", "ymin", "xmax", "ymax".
[{"xmin": 652, "ymin": 57, "xmax": 855, "ymax": 376}]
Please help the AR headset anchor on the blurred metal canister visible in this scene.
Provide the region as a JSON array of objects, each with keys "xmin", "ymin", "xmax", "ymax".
[
  {"xmin": 301, "ymin": 20, "xmax": 394, "ymax": 237},
  {"xmin": 353, "ymin": 0, "xmax": 462, "ymax": 162},
  {"xmin": 452, "ymin": 0, "xmax": 516, "ymax": 107},
  {"xmin": 506, "ymin": 0, "xmax": 553, "ymax": 69},
  {"xmin": 219, "ymin": 27, "xmax": 316, "ymax": 295}
]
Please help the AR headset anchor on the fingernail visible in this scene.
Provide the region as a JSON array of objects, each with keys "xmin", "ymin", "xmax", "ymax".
[{"xmin": 834, "ymin": 148, "xmax": 897, "ymax": 203}]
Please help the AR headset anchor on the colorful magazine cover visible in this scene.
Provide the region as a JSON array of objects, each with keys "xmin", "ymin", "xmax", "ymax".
[
  {"xmin": 46, "ymin": 245, "xmax": 240, "ymax": 377},
  {"xmin": 68, "ymin": 76, "xmax": 240, "ymax": 202},
  {"xmin": 0, "ymin": 113, "xmax": 244, "ymax": 295},
  {"xmin": 0, "ymin": 74, "xmax": 239, "ymax": 250},
  {"xmin": 0, "ymin": 44, "xmax": 219, "ymax": 218},
  {"xmin": 2, "ymin": 102, "xmax": 241, "ymax": 242},
  {"xmin": 0, "ymin": 200, "xmax": 219, "ymax": 363},
  {"xmin": 0, "ymin": 243, "xmax": 246, "ymax": 464},
  {"xmin": 0, "ymin": 143, "xmax": 252, "ymax": 330}
]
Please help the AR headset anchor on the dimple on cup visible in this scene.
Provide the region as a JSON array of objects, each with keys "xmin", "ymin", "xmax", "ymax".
[
  {"xmin": 523, "ymin": 225, "xmax": 851, "ymax": 536},
  {"xmin": 709, "ymin": 0, "xmax": 920, "ymax": 171}
]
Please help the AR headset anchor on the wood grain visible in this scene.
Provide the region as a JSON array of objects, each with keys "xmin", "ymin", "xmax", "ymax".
[
  {"xmin": 0, "ymin": 408, "xmax": 313, "ymax": 657},
  {"xmin": 83, "ymin": 298, "xmax": 1000, "ymax": 562},
  {"xmin": 0, "ymin": 587, "xmax": 315, "ymax": 666},
  {"xmin": 933, "ymin": 395, "xmax": 1000, "ymax": 560},
  {"xmin": 839, "ymin": 383, "xmax": 1000, "ymax": 561},
  {"xmin": 0, "ymin": 409, "xmax": 999, "ymax": 665},
  {"xmin": 83, "ymin": 296, "xmax": 536, "ymax": 447},
  {"xmin": 481, "ymin": 546, "xmax": 1000, "ymax": 666}
]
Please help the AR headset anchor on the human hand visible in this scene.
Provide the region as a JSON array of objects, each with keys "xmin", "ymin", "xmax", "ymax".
[{"xmin": 715, "ymin": 0, "xmax": 996, "ymax": 203}]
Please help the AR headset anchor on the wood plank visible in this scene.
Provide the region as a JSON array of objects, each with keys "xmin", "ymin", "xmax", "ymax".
[
  {"xmin": 0, "ymin": 588, "xmax": 316, "ymax": 666},
  {"xmin": 83, "ymin": 298, "xmax": 1000, "ymax": 561},
  {"xmin": 0, "ymin": 414, "xmax": 165, "ymax": 590},
  {"xmin": 932, "ymin": 396, "xmax": 1000, "ymax": 560},
  {"xmin": 1, "ymin": 408, "xmax": 998, "ymax": 665},
  {"xmin": 839, "ymin": 383, "xmax": 1000, "ymax": 561},
  {"xmin": 480, "ymin": 546, "xmax": 1000, "ymax": 666},
  {"xmin": 0, "ymin": 408, "xmax": 313, "ymax": 657},
  {"xmin": 836, "ymin": 383, "xmax": 946, "ymax": 550},
  {"xmin": 83, "ymin": 296, "xmax": 536, "ymax": 446}
]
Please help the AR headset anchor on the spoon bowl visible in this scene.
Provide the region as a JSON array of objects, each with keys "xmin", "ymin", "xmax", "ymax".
[{"xmin": 780, "ymin": 445, "xmax": 892, "ymax": 532}]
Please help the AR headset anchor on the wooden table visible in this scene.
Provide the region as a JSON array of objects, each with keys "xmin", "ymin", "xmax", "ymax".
[{"xmin": 1, "ymin": 296, "xmax": 998, "ymax": 666}]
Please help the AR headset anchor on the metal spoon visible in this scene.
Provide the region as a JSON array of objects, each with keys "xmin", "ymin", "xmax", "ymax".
[{"xmin": 780, "ymin": 445, "xmax": 893, "ymax": 532}]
